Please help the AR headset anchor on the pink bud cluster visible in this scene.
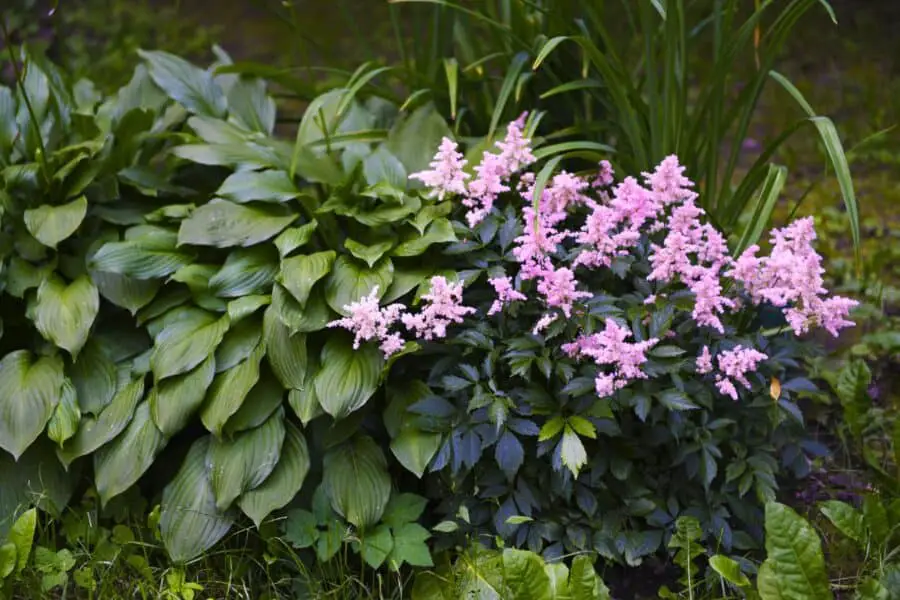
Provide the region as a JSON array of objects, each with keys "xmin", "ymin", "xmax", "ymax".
[
  {"xmin": 327, "ymin": 276, "xmax": 474, "ymax": 358},
  {"xmin": 696, "ymin": 345, "xmax": 769, "ymax": 400}
]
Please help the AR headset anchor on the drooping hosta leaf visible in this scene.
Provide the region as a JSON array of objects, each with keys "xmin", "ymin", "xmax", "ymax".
[
  {"xmin": 383, "ymin": 266, "xmax": 434, "ymax": 303},
  {"xmin": 94, "ymin": 401, "xmax": 167, "ymax": 506},
  {"xmin": 3, "ymin": 257, "xmax": 55, "ymax": 298},
  {"xmin": 272, "ymin": 284, "xmax": 332, "ymax": 333},
  {"xmin": 32, "ymin": 275, "xmax": 99, "ymax": 358},
  {"xmin": 0, "ymin": 438, "xmax": 73, "ymax": 536},
  {"xmin": 363, "ymin": 146, "xmax": 406, "ymax": 189},
  {"xmin": 208, "ymin": 246, "xmax": 278, "ymax": 298},
  {"xmin": 238, "ymin": 421, "xmax": 310, "ymax": 528},
  {"xmin": 91, "ymin": 270, "xmax": 160, "ymax": 314},
  {"xmin": 68, "ymin": 340, "xmax": 117, "ymax": 415},
  {"xmin": 151, "ymin": 311, "xmax": 230, "ymax": 380},
  {"xmin": 23, "ymin": 196, "xmax": 88, "ymax": 249},
  {"xmin": 274, "ymin": 221, "xmax": 318, "ymax": 257},
  {"xmin": 345, "ymin": 238, "xmax": 394, "ymax": 268},
  {"xmin": 383, "ymin": 383, "xmax": 443, "ymax": 477},
  {"xmin": 150, "ymin": 356, "xmax": 216, "ymax": 436},
  {"xmin": 385, "ymin": 104, "xmax": 452, "ymax": 177},
  {"xmin": 188, "ymin": 115, "xmax": 247, "ymax": 144},
  {"xmin": 200, "ymin": 345, "xmax": 263, "ymax": 436},
  {"xmin": 172, "ymin": 141, "xmax": 285, "ymax": 170},
  {"xmin": 314, "ymin": 336, "xmax": 383, "ymax": 419},
  {"xmin": 224, "ymin": 369, "xmax": 284, "ymax": 434},
  {"xmin": 177, "ymin": 199, "xmax": 296, "ymax": 248},
  {"xmin": 323, "ymin": 435, "xmax": 391, "ymax": 528},
  {"xmin": 47, "ymin": 379, "xmax": 80, "ymax": 447},
  {"xmin": 90, "ymin": 240, "xmax": 196, "ymax": 280},
  {"xmin": 227, "ymin": 295, "xmax": 270, "ymax": 322},
  {"xmin": 0, "ymin": 351, "xmax": 64, "ymax": 460},
  {"xmin": 208, "ymin": 408, "xmax": 285, "ymax": 511},
  {"xmin": 757, "ymin": 502, "xmax": 833, "ymax": 600},
  {"xmin": 324, "ymin": 255, "xmax": 393, "ymax": 316},
  {"xmin": 139, "ymin": 49, "xmax": 226, "ymax": 118},
  {"xmin": 160, "ymin": 437, "xmax": 234, "ymax": 563},
  {"xmin": 57, "ymin": 377, "xmax": 144, "ymax": 467},
  {"xmin": 227, "ymin": 76, "xmax": 276, "ymax": 134},
  {"xmin": 263, "ymin": 306, "xmax": 307, "ymax": 389},
  {"xmin": 215, "ymin": 318, "xmax": 262, "ymax": 373},
  {"xmin": 392, "ymin": 218, "xmax": 457, "ymax": 257},
  {"xmin": 279, "ymin": 250, "xmax": 335, "ymax": 308},
  {"xmin": 216, "ymin": 170, "xmax": 299, "ymax": 203},
  {"xmin": 288, "ymin": 387, "xmax": 323, "ymax": 425}
]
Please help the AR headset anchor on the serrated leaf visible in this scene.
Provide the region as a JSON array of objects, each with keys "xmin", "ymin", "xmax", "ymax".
[
  {"xmin": 150, "ymin": 356, "xmax": 215, "ymax": 436},
  {"xmin": 47, "ymin": 379, "xmax": 80, "ymax": 447},
  {"xmin": 151, "ymin": 311, "xmax": 229, "ymax": 380},
  {"xmin": 33, "ymin": 275, "xmax": 99, "ymax": 358},
  {"xmin": 0, "ymin": 351, "xmax": 64, "ymax": 460},
  {"xmin": 94, "ymin": 401, "xmax": 167, "ymax": 505},
  {"xmin": 324, "ymin": 255, "xmax": 393, "ymax": 315},
  {"xmin": 313, "ymin": 336, "xmax": 382, "ymax": 419},
  {"xmin": 361, "ymin": 524, "xmax": 394, "ymax": 569},
  {"xmin": 139, "ymin": 49, "xmax": 226, "ymax": 117},
  {"xmin": 263, "ymin": 307, "xmax": 307, "ymax": 389},
  {"xmin": 160, "ymin": 437, "xmax": 233, "ymax": 563},
  {"xmin": 200, "ymin": 345, "xmax": 263, "ymax": 436},
  {"xmin": 758, "ymin": 502, "xmax": 832, "ymax": 600},
  {"xmin": 279, "ymin": 251, "xmax": 335, "ymax": 307},
  {"xmin": 383, "ymin": 494, "xmax": 427, "ymax": 530},
  {"xmin": 23, "ymin": 196, "xmax": 87, "ymax": 248},
  {"xmin": 178, "ymin": 199, "xmax": 295, "ymax": 248},
  {"xmin": 216, "ymin": 170, "xmax": 299, "ymax": 203},
  {"xmin": 323, "ymin": 436, "xmax": 390, "ymax": 528},
  {"xmin": 238, "ymin": 422, "xmax": 309, "ymax": 527}
]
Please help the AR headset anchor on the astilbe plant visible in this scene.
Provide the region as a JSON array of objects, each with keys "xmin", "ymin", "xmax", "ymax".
[{"xmin": 332, "ymin": 119, "xmax": 859, "ymax": 563}]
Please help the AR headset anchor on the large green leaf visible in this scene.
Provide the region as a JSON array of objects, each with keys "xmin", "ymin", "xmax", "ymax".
[
  {"xmin": 91, "ymin": 271, "xmax": 160, "ymax": 314},
  {"xmin": 274, "ymin": 222, "xmax": 318, "ymax": 257},
  {"xmin": 209, "ymin": 246, "xmax": 278, "ymax": 298},
  {"xmin": 757, "ymin": 502, "xmax": 833, "ymax": 600},
  {"xmin": 238, "ymin": 421, "xmax": 310, "ymax": 528},
  {"xmin": 224, "ymin": 370, "xmax": 284, "ymax": 434},
  {"xmin": 208, "ymin": 409, "xmax": 285, "ymax": 511},
  {"xmin": 314, "ymin": 336, "xmax": 383, "ymax": 419},
  {"xmin": 272, "ymin": 284, "xmax": 332, "ymax": 334},
  {"xmin": 385, "ymin": 104, "xmax": 452, "ymax": 177},
  {"xmin": 227, "ymin": 76, "xmax": 276, "ymax": 134},
  {"xmin": 0, "ymin": 439, "xmax": 73, "ymax": 536},
  {"xmin": 160, "ymin": 437, "xmax": 233, "ymax": 563},
  {"xmin": 324, "ymin": 255, "xmax": 393, "ymax": 316},
  {"xmin": 68, "ymin": 340, "xmax": 117, "ymax": 415},
  {"xmin": 178, "ymin": 199, "xmax": 296, "ymax": 248},
  {"xmin": 90, "ymin": 241, "xmax": 196, "ymax": 280},
  {"xmin": 23, "ymin": 196, "xmax": 88, "ymax": 249},
  {"xmin": 323, "ymin": 436, "xmax": 391, "ymax": 528},
  {"xmin": 502, "ymin": 549, "xmax": 552, "ymax": 600},
  {"xmin": 392, "ymin": 218, "xmax": 457, "ymax": 257},
  {"xmin": 57, "ymin": 378, "xmax": 144, "ymax": 467},
  {"xmin": 288, "ymin": 387, "xmax": 323, "ymax": 425},
  {"xmin": 7, "ymin": 508, "xmax": 36, "ymax": 574},
  {"xmin": 47, "ymin": 379, "xmax": 80, "ymax": 447},
  {"xmin": 200, "ymin": 345, "xmax": 263, "ymax": 436},
  {"xmin": 32, "ymin": 275, "xmax": 99, "ymax": 358},
  {"xmin": 0, "ymin": 352, "xmax": 64, "ymax": 460},
  {"xmin": 568, "ymin": 555, "xmax": 611, "ymax": 600},
  {"xmin": 391, "ymin": 430, "xmax": 442, "ymax": 479},
  {"xmin": 263, "ymin": 307, "xmax": 308, "ymax": 390},
  {"xmin": 216, "ymin": 170, "xmax": 299, "ymax": 203},
  {"xmin": 214, "ymin": 317, "xmax": 261, "ymax": 372},
  {"xmin": 139, "ymin": 50, "xmax": 226, "ymax": 118},
  {"xmin": 151, "ymin": 311, "xmax": 229, "ymax": 380},
  {"xmin": 150, "ymin": 356, "xmax": 216, "ymax": 436},
  {"xmin": 94, "ymin": 401, "xmax": 167, "ymax": 505},
  {"xmin": 819, "ymin": 500, "xmax": 865, "ymax": 544},
  {"xmin": 279, "ymin": 251, "xmax": 335, "ymax": 308},
  {"xmin": 363, "ymin": 146, "xmax": 407, "ymax": 189}
]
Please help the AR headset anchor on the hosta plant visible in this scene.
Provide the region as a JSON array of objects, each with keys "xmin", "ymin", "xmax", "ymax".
[{"xmin": 335, "ymin": 121, "xmax": 859, "ymax": 564}]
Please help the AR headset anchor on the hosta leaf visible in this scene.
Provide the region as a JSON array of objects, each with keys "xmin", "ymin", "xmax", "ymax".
[
  {"xmin": 33, "ymin": 275, "xmax": 99, "ymax": 358},
  {"xmin": 57, "ymin": 378, "xmax": 144, "ymax": 467},
  {"xmin": 216, "ymin": 170, "xmax": 299, "ymax": 203},
  {"xmin": 391, "ymin": 430, "xmax": 442, "ymax": 479},
  {"xmin": 94, "ymin": 402, "xmax": 167, "ymax": 505},
  {"xmin": 23, "ymin": 196, "xmax": 87, "ymax": 248},
  {"xmin": 238, "ymin": 421, "xmax": 310, "ymax": 528},
  {"xmin": 274, "ymin": 222, "xmax": 318, "ymax": 257},
  {"xmin": 200, "ymin": 345, "xmax": 263, "ymax": 436},
  {"xmin": 0, "ymin": 351, "xmax": 64, "ymax": 460},
  {"xmin": 225, "ymin": 370, "xmax": 284, "ymax": 434},
  {"xmin": 90, "ymin": 241, "xmax": 196, "ymax": 280},
  {"xmin": 279, "ymin": 251, "xmax": 335, "ymax": 308},
  {"xmin": 3, "ymin": 257, "xmax": 55, "ymax": 298},
  {"xmin": 272, "ymin": 284, "xmax": 332, "ymax": 333},
  {"xmin": 177, "ymin": 199, "xmax": 295, "ymax": 248},
  {"xmin": 385, "ymin": 104, "xmax": 451, "ymax": 176},
  {"xmin": 288, "ymin": 387, "xmax": 323, "ymax": 425},
  {"xmin": 47, "ymin": 379, "xmax": 80, "ymax": 447},
  {"xmin": 323, "ymin": 436, "xmax": 390, "ymax": 528},
  {"xmin": 263, "ymin": 307, "xmax": 307, "ymax": 389},
  {"xmin": 758, "ymin": 502, "xmax": 832, "ymax": 600},
  {"xmin": 150, "ymin": 356, "xmax": 216, "ymax": 436},
  {"xmin": 215, "ymin": 318, "xmax": 262, "ymax": 373},
  {"xmin": 314, "ymin": 336, "xmax": 383, "ymax": 419},
  {"xmin": 160, "ymin": 437, "xmax": 233, "ymax": 563},
  {"xmin": 0, "ymin": 439, "xmax": 73, "ymax": 536},
  {"xmin": 208, "ymin": 246, "xmax": 278, "ymax": 298},
  {"xmin": 91, "ymin": 271, "xmax": 159, "ymax": 314},
  {"xmin": 324, "ymin": 255, "xmax": 393, "ymax": 316},
  {"xmin": 363, "ymin": 146, "xmax": 406, "ymax": 188},
  {"xmin": 392, "ymin": 218, "xmax": 457, "ymax": 257},
  {"xmin": 208, "ymin": 408, "xmax": 285, "ymax": 511},
  {"xmin": 345, "ymin": 238, "xmax": 394, "ymax": 268},
  {"xmin": 69, "ymin": 340, "xmax": 117, "ymax": 415},
  {"xmin": 139, "ymin": 49, "xmax": 226, "ymax": 118},
  {"xmin": 227, "ymin": 76, "xmax": 276, "ymax": 134},
  {"xmin": 151, "ymin": 311, "xmax": 229, "ymax": 380},
  {"xmin": 227, "ymin": 295, "xmax": 270, "ymax": 322}
]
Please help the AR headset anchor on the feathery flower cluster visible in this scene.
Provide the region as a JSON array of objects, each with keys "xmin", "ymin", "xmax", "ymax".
[
  {"xmin": 711, "ymin": 345, "xmax": 769, "ymax": 400},
  {"xmin": 408, "ymin": 138, "xmax": 469, "ymax": 200},
  {"xmin": 729, "ymin": 218, "xmax": 858, "ymax": 336},
  {"xmin": 401, "ymin": 276, "xmax": 476, "ymax": 341},
  {"xmin": 488, "ymin": 276, "xmax": 527, "ymax": 316},
  {"xmin": 327, "ymin": 287, "xmax": 405, "ymax": 358},
  {"xmin": 563, "ymin": 320, "xmax": 659, "ymax": 397}
]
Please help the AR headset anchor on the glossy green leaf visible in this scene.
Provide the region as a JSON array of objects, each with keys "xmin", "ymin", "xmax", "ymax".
[
  {"xmin": 139, "ymin": 49, "xmax": 226, "ymax": 118},
  {"xmin": 502, "ymin": 549, "xmax": 551, "ymax": 600},
  {"xmin": 216, "ymin": 170, "xmax": 299, "ymax": 203},
  {"xmin": 288, "ymin": 387, "xmax": 323, "ymax": 425},
  {"xmin": 200, "ymin": 345, "xmax": 263, "ymax": 436},
  {"xmin": 215, "ymin": 318, "xmax": 262, "ymax": 373},
  {"xmin": 209, "ymin": 246, "xmax": 278, "ymax": 298},
  {"xmin": 238, "ymin": 422, "xmax": 310, "ymax": 528},
  {"xmin": 272, "ymin": 284, "xmax": 333, "ymax": 334},
  {"xmin": 94, "ymin": 401, "xmax": 167, "ymax": 505},
  {"xmin": 90, "ymin": 240, "xmax": 196, "ymax": 280},
  {"xmin": 32, "ymin": 275, "xmax": 99, "ymax": 358},
  {"xmin": 569, "ymin": 554, "xmax": 611, "ymax": 599},
  {"xmin": 314, "ymin": 336, "xmax": 383, "ymax": 419},
  {"xmin": 392, "ymin": 218, "xmax": 457, "ymax": 257},
  {"xmin": 263, "ymin": 306, "xmax": 307, "ymax": 389},
  {"xmin": 23, "ymin": 196, "xmax": 88, "ymax": 249},
  {"xmin": 150, "ymin": 356, "xmax": 216, "ymax": 436},
  {"xmin": 208, "ymin": 409, "xmax": 285, "ymax": 511},
  {"xmin": 820, "ymin": 500, "xmax": 865, "ymax": 544},
  {"xmin": 391, "ymin": 429, "xmax": 442, "ymax": 479},
  {"xmin": 345, "ymin": 239, "xmax": 394, "ymax": 268},
  {"xmin": 227, "ymin": 76, "xmax": 276, "ymax": 134},
  {"xmin": 757, "ymin": 502, "xmax": 832, "ymax": 600},
  {"xmin": 91, "ymin": 271, "xmax": 160, "ymax": 314},
  {"xmin": 47, "ymin": 379, "xmax": 80, "ymax": 447},
  {"xmin": 225, "ymin": 370, "xmax": 284, "ymax": 434},
  {"xmin": 0, "ymin": 351, "xmax": 64, "ymax": 460},
  {"xmin": 323, "ymin": 436, "xmax": 390, "ymax": 528},
  {"xmin": 68, "ymin": 340, "xmax": 117, "ymax": 415},
  {"xmin": 363, "ymin": 146, "xmax": 407, "ymax": 189},
  {"xmin": 151, "ymin": 311, "xmax": 229, "ymax": 380},
  {"xmin": 279, "ymin": 251, "xmax": 335, "ymax": 308},
  {"xmin": 324, "ymin": 255, "xmax": 393, "ymax": 316},
  {"xmin": 8, "ymin": 508, "xmax": 36, "ymax": 574},
  {"xmin": 0, "ymin": 543, "xmax": 15, "ymax": 579},
  {"xmin": 160, "ymin": 437, "xmax": 233, "ymax": 563},
  {"xmin": 274, "ymin": 222, "xmax": 318, "ymax": 257},
  {"xmin": 178, "ymin": 199, "xmax": 296, "ymax": 248},
  {"xmin": 709, "ymin": 554, "xmax": 750, "ymax": 588},
  {"xmin": 385, "ymin": 104, "xmax": 451, "ymax": 176}
]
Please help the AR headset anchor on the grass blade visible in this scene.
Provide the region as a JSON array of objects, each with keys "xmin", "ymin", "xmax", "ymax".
[{"xmin": 734, "ymin": 163, "xmax": 787, "ymax": 255}]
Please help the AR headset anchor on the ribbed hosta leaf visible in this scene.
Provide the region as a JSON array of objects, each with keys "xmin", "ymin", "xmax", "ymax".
[
  {"xmin": 215, "ymin": 318, "xmax": 262, "ymax": 373},
  {"xmin": 208, "ymin": 408, "xmax": 285, "ymax": 511},
  {"xmin": 94, "ymin": 401, "xmax": 167, "ymax": 505},
  {"xmin": 32, "ymin": 275, "xmax": 99, "ymax": 358},
  {"xmin": 757, "ymin": 502, "xmax": 833, "ymax": 600},
  {"xmin": 200, "ymin": 345, "xmax": 263, "ymax": 436},
  {"xmin": 89, "ymin": 240, "xmax": 196, "ymax": 280},
  {"xmin": 208, "ymin": 246, "xmax": 278, "ymax": 298},
  {"xmin": 151, "ymin": 311, "xmax": 229, "ymax": 380},
  {"xmin": 238, "ymin": 421, "xmax": 309, "ymax": 527},
  {"xmin": 139, "ymin": 49, "xmax": 226, "ymax": 118},
  {"xmin": 323, "ymin": 435, "xmax": 390, "ymax": 528},
  {"xmin": 313, "ymin": 336, "xmax": 382, "ymax": 419},
  {"xmin": 279, "ymin": 251, "xmax": 335, "ymax": 308},
  {"xmin": 216, "ymin": 170, "xmax": 298, "ymax": 203},
  {"xmin": 47, "ymin": 379, "xmax": 80, "ymax": 447},
  {"xmin": 271, "ymin": 284, "xmax": 332, "ymax": 334},
  {"xmin": 150, "ymin": 356, "xmax": 215, "ymax": 436},
  {"xmin": 224, "ymin": 370, "xmax": 284, "ymax": 435},
  {"xmin": 288, "ymin": 387, "xmax": 323, "ymax": 425},
  {"xmin": 177, "ymin": 199, "xmax": 295, "ymax": 248},
  {"xmin": 0, "ymin": 438, "xmax": 73, "ymax": 536},
  {"xmin": 0, "ymin": 351, "xmax": 64, "ymax": 460},
  {"xmin": 324, "ymin": 255, "xmax": 393, "ymax": 315},
  {"xmin": 160, "ymin": 437, "xmax": 233, "ymax": 563},
  {"xmin": 263, "ymin": 306, "xmax": 307, "ymax": 389},
  {"xmin": 57, "ymin": 377, "xmax": 144, "ymax": 467},
  {"xmin": 23, "ymin": 196, "xmax": 87, "ymax": 248},
  {"xmin": 91, "ymin": 270, "xmax": 160, "ymax": 314},
  {"xmin": 68, "ymin": 340, "xmax": 117, "ymax": 415}
]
